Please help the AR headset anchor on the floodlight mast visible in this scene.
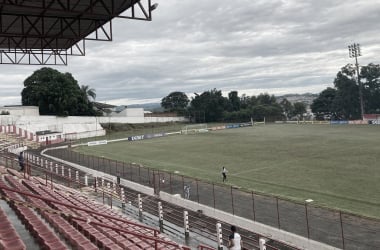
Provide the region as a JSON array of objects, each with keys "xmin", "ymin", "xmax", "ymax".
[{"xmin": 348, "ymin": 43, "xmax": 364, "ymax": 120}]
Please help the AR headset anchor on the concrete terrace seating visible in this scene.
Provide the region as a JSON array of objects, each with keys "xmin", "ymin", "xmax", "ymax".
[
  {"xmin": 2, "ymin": 173, "xmax": 118, "ymax": 250},
  {"xmin": 0, "ymin": 166, "xmax": 188, "ymax": 250},
  {"xmin": 0, "ymin": 206, "xmax": 26, "ymax": 250},
  {"xmin": 0, "ymin": 176, "xmax": 68, "ymax": 250},
  {"xmin": 28, "ymin": 179, "xmax": 177, "ymax": 250},
  {"xmin": 31, "ymin": 184, "xmax": 122, "ymax": 250}
]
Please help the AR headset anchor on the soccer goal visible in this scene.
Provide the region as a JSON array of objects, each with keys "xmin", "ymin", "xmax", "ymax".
[{"xmin": 181, "ymin": 124, "xmax": 208, "ymax": 134}]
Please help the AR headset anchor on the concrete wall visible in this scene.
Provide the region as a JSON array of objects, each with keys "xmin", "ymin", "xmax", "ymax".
[
  {"xmin": 0, "ymin": 106, "xmax": 39, "ymax": 116},
  {"xmin": 0, "ymin": 114, "xmax": 187, "ymax": 143},
  {"xmin": 110, "ymin": 108, "xmax": 144, "ymax": 117},
  {"xmin": 125, "ymin": 108, "xmax": 144, "ymax": 117},
  {"xmin": 0, "ymin": 115, "xmax": 107, "ymax": 143},
  {"xmin": 0, "ymin": 114, "xmax": 188, "ymax": 126},
  {"xmin": 98, "ymin": 116, "xmax": 145, "ymax": 124}
]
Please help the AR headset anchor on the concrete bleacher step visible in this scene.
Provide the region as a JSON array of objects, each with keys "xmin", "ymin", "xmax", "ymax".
[
  {"xmin": 1, "ymin": 173, "xmax": 89, "ymax": 249},
  {"xmin": 0, "ymin": 200, "xmax": 37, "ymax": 250},
  {"xmin": 103, "ymin": 196, "xmax": 219, "ymax": 250},
  {"xmin": 70, "ymin": 192, "xmax": 187, "ymax": 249},
  {"xmin": 1, "ymin": 175, "xmax": 70, "ymax": 250},
  {"xmin": 1, "ymin": 166, "xmax": 195, "ymax": 250}
]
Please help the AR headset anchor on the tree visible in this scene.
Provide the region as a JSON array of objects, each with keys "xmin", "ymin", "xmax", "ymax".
[
  {"xmin": 189, "ymin": 89, "xmax": 227, "ymax": 122},
  {"xmin": 256, "ymin": 93, "xmax": 277, "ymax": 105},
  {"xmin": 81, "ymin": 85, "xmax": 96, "ymax": 103},
  {"xmin": 333, "ymin": 64, "xmax": 360, "ymax": 119},
  {"xmin": 240, "ymin": 94, "xmax": 257, "ymax": 109},
  {"xmin": 227, "ymin": 91, "xmax": 240, "ymax": 112},
  {"xmin": 310, "ymin": 63, "xmax": 380, "ymax": 120},
  {"xmin": 311, "ymin": 87, "xmax": 337, "ymax": 119},
  {"xmin": 250, "ymin": 104, "xmax": 283, "ymax": 121},
  {"xmin": 21, "ymin": 67, "xmax": 95, "ymax": 116},
  {"xmin": 292, "ymin": 102, "xmax": 307, "ymax": 118},
  {"xmin": 280, "ymin": 98, "xmax": 293, "ymax": 120},
  {"xmin": 360, "ymin": 63, "xmax": 380, "ymax": 113},
  {"xmin": 161, "ymin": 91, "xmax": 189, "ymax": 113}
]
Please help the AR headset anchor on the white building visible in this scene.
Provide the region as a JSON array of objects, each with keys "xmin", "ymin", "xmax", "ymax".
[{"xmin": 0, "ymin": 105, "xmax": 188, "ymax": 145}]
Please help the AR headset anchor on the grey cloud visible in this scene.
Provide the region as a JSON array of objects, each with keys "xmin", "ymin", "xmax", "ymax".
[{"xmin": 1, "ymin": 0, "xmax": 380, "ymax": 105}]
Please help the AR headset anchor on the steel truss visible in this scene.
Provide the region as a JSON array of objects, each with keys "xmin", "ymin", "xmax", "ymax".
[
  {"xmin": 0, "ymin": 0, "xmax": 155, "ymax": 65},
  {"xmin": 0, "ymin": 49, "xmax": 68, "ymax": 65},
  {"xmin": 0, "ymin": 39, "xmax": 85, "ymax": 65}
]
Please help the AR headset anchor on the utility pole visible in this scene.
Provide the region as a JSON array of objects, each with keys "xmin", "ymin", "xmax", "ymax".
[{"xmin": 348, "ymin": 43, "xmax": 364, "ymax": 120}]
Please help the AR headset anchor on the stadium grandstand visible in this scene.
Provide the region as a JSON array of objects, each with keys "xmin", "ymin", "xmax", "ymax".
[
  {"xmin": 0, "ymin": 166, "xmax": 190, "ymax": 250},
  {"xmin": 2, "ymin": 2, "xmax": 378, "ymax": 250},
  {"xmin": 2, "ymin": 129, "xmax": 358, "ymax": 250}
]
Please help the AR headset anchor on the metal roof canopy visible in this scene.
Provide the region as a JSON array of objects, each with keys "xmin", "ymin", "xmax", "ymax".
[{"xmin": 0, "ymin": 0, "xmax": 156, "ymax": 65}]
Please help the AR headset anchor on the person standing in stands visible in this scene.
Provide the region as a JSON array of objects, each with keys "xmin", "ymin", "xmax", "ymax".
[
  {"xmin": 228, "ymin": 225, "xmax": 242, "ymax": 250},
  {"xmin": 222, "ymin": 166, "xmax": 228, "ymax": 182},
  {"xmin": 184, "ymin": 184, "xmax": 190, "ymax": 199},
  {"xmin": 18, "ymin": 152, "xmax": 24, "ymax": 172}
]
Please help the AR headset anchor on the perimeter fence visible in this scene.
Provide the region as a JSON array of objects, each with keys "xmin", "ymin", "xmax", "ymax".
[{"xmin": 46, "ymin": 148, "xmax": 380, "ymax": 250}]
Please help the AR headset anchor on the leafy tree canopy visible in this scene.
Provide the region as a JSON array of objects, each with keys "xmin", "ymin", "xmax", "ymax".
[
  {"xmin": 333, "ymin": 64, "xmax": 361, "ymax": 119},
  {"xmin": 311, "ymin": 63, "xmax": 380, "ymax": 120},
  {"xmin": 81, "ymin": 85, "xmax": 96, "ymax": 103},
  {"xmin": 189, "ymin": 89, "xmax": 228, "ymax": 122},
  {"xmin": 292, "ymin": 102, "xmax": 307, "ymax": 117},
  {"xmin": 256, "ymin": 93, "xmax": 277, "ymax": 106},
  {"xmin": 361, "ymin": 63, "xmax": 380, "ymax": 113},
  {"xmin": 161, "ymin": 91, "xmax": 189, "ymax": 112},
  {"xmin": 227, "ymin": 91, "xmax": 240, "ymax": 112},
  {"xmin": 311, "ymin": 87, "xmax": 337, "ymax": 119},
  {"xmin": 280, "ymin": 98, "xmax": 293, "ymax": 119},
  {"xmin": 164, "ymin": 62, "xmax": 380, "ymax": 123},
  {"xmin": 188, "ymin": 89, "xmax": 283, "ymax": 122},
  {"xmin": 21, "ymin": 67, "xmax": 96, "ymax": 116}
]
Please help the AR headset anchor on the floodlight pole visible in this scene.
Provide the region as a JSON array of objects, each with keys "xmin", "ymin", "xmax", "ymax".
[{"xmin": 348, "ymin": 43, "xmax": 364, "ymax": 120}]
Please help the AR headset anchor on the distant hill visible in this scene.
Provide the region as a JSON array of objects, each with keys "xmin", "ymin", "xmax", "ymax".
[{"xmin": 128, "ymin": 103, "xmax": 163, "ymax": 112}]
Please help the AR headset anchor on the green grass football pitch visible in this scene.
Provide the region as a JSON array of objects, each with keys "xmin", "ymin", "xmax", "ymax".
[{"xmin": 76, "ymin": 124, "xmax": 380, "ymax": 219}]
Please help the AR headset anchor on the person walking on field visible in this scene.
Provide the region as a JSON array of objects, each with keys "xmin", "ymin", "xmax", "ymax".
[
  {"xmin": 228, "ymin": 225, "xmax": 242, "ymax": 250},
  {"xmin": 222, "ymin": 166, "xmax": 228, "ymax": 182}
]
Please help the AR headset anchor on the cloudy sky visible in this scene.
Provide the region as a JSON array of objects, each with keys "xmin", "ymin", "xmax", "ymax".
[{"xmin": 1, "ymin": 0, "xmax": 380, "ymax": 106}]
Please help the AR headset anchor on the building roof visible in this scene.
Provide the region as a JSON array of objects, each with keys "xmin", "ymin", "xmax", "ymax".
[
  {"xmin": 93, "ymin": 101, "xmax": 116, "ymax": 110},
  {"xmin": 36, "ymin": 130, "xmax": 61, "ymax": 136}
]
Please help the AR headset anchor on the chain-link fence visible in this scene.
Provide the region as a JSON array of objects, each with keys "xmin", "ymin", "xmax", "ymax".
[{"xmin": 47, "ymin": 148, "xmax": 380, "ymax": 250}]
